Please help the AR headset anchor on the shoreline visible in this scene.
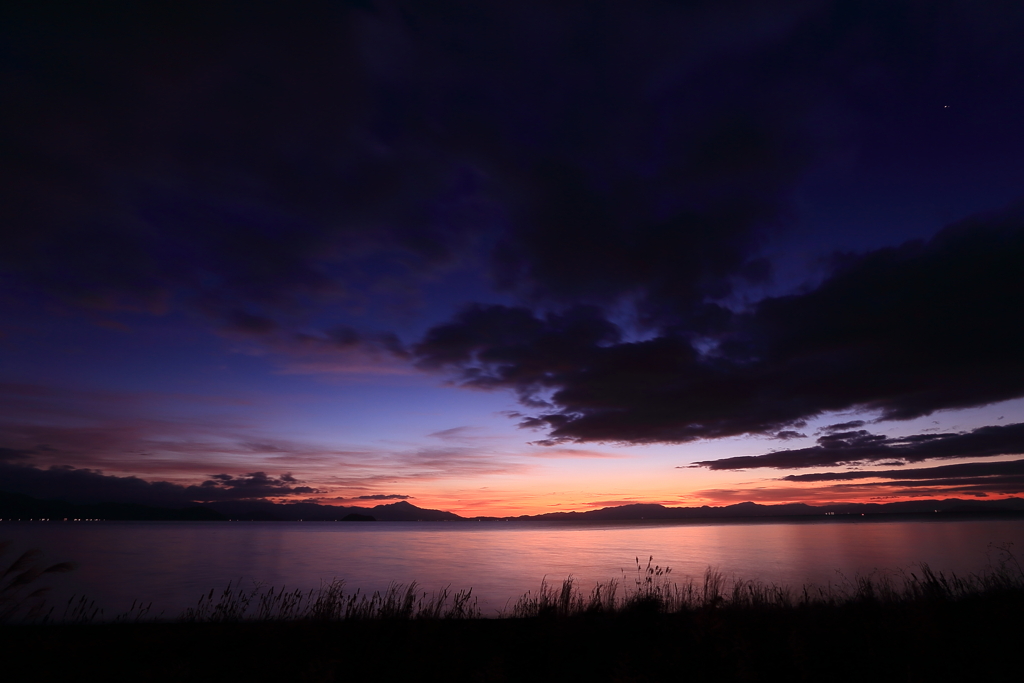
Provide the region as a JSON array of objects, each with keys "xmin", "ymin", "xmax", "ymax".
[
  {"xmin": 4, "ymin": 490, "xmax": 1024, "ymax": 523},
  {"xmin": 8, "ymin": 548, "xmax": 1024, "ymax": 623},
  {"xmin": 5, "ymin": 510, "xmax": 1024, "ymax": 525},
  {"xmin": 6, "ymin": 544, "xmax": 1023, "ymax": 680}
]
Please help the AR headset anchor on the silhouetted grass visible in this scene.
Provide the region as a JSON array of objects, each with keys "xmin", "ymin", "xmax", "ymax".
[
  {"xmin": 503, "ymin": 544, "xmax": 1024, "ymax": 618},
  {"xmin": 169, "ymin": 546, "xmax": 1024, "ymax": 624},
  {"xmin": 4, "ymin": 543, "xmax": 1024, "ymax": 681},
  {"xmin": 179, "ymin": 579, "xmax": 481, "ymax": 622},
  {"xmin": 0, "ymin": 540, "xmax": 76, "ymax": 623},
  {"xmin": 8, "ymin": 541, "xmax": 1024, "ymax": 624}
]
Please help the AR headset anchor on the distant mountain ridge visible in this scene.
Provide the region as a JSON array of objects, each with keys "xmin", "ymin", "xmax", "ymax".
[
  {"xmin": 0, "ymin": 491, "xmax": 460, "ymax": 522},
  {"xmin": 502, "ymin": 498, "xmax": 1024, "ymax": 521},
  {"xmin": 3, "ymin": 489, "xmax": 1022, "ymax": 522},
  {"xmin": 206, "ymin": 499, "xmax": 461, "ymax": 522}
]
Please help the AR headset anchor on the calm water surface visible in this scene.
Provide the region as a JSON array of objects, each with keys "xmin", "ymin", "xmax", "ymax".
[{"xmin": 6, "ymin": 517, "xmax": 1024, "ymax": 617}]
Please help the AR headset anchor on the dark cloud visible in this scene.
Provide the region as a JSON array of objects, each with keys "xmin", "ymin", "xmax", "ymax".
[
  {"xmin": 3, "ymin": 1, "xmax": 1024, "ymax": 454},
  {"xmin": 415, "ymin": 304, "xmax": 621, "ymax": 409},
  {"xmin": 0, "ymin": 1, "xmax": 497, "ymax": 332},
  {"xmin": 693, "ymin": 423, "xmax": 1024, "ymax": 470},
  {"xmin": 0, "ymin": 463, "xmax": 319, "ymax": 506},
  {"xmin": 417, "ymin": 206, "xmax": 1024, "ymax": 444},
  {"xmin": 783, "ymin": 458, "xmax": 1024, "ymax": 483},
  {"xmin": 6, "ymin": 1, "xmax": 1019, "ymax": 338},
  {"xmin": 773, "ymin": 431, "xmax": 807, "ymax": 440},
  {"xmin": 820, "ymin": 421, "xmax": 866, "ymax": 433},
  {"xmin": 0, "ymin": 447, "xmax": 35, "ymax": 461},
  {"xmin": 852, "ymin": 478, "xmax": 1024, "ymax": 494},
  {"xmin": 197, "ymin": 471, "xmax": 319, "ymax": 500},
  {"xmin": 773, "ymin": 460, "xmax": 1024, "ymax": 499},
  {"xmin": 354, "ymin": 494, "xmax": 411, "ymax": 500}
]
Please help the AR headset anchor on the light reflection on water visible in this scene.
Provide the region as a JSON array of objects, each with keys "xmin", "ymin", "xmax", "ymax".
[{"xmin": 5, "ymin": 517, "xmax": 1023, "ymax": 617}]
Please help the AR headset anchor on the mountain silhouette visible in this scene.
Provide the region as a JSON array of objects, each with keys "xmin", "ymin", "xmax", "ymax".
[{"xmin": 4, "ymin": 489, "xmax": 1021, "ymax": 522}]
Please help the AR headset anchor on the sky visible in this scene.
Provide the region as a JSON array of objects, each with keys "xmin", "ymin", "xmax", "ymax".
[{"xmin": 2, "ymin": 0, "xmax": 1024, "ymax": 517}]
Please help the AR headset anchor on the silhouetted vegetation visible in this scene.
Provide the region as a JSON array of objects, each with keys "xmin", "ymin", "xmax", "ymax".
[
  {"xmin": 504, "ymin": 549, "xmax": 1024, "ymax": 617},
  {"xmin": 7, "ymin": 542, "xmax": 1024, "ymax": 624},
  {"xmin": 0, "ymin": 540, "xmax": 75, "ymax": 623},
  {"xmin": 180, "ymin": 579, "xmax": 479, "ymax": 622},
  {"xmin": 4, "ymin": 544, "xmax": 1024, "ymax": 681}
]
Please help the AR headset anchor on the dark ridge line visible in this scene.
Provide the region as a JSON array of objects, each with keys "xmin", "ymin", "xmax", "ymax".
[{"xmin": 3, "ymin": 490, "xmax": 1023, "ymax": 522}]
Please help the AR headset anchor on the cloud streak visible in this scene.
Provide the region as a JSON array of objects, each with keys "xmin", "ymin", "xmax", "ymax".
[
  {"xmin": 0, "ymin": 382, "xmax": 532, "ymax": 502},
  {"xmin": 692, "ymin": 423, "xmax": 1024, "ymax": 470},
  {"xmin": 782, "ymin": 459, "xmax": 1024, "ymax": 483}
]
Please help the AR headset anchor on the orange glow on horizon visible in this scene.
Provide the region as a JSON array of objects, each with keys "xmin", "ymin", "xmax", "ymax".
[{"xmin": 293, "ymin": 484, "xmax": 1023, "ymax": 518}]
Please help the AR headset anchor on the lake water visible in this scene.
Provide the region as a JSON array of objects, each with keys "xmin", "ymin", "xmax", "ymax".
[{"xmin": 5, "ymin": 517, "xmax": 1024, "ymax": 619}]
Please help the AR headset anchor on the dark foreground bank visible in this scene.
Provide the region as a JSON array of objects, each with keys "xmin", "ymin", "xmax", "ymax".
[
  {"xmin": 6, "ymin": 548, "xmax": 1024, "ymax": 681},
  {"xmin": 5, "ymin": 593, "xmax": 1023, "ymax": 683}
]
